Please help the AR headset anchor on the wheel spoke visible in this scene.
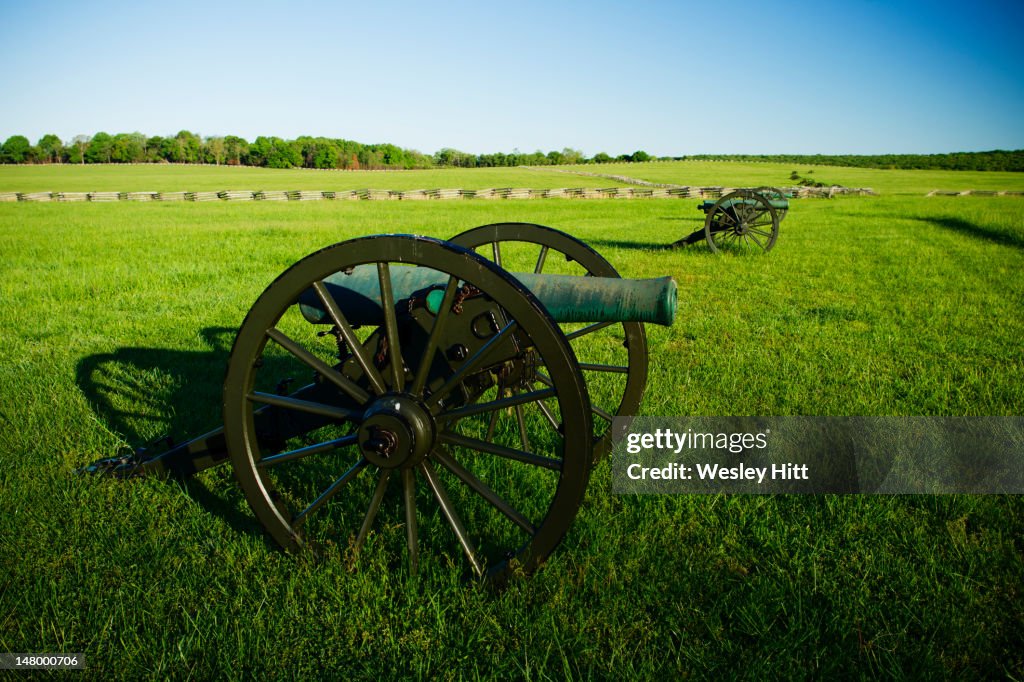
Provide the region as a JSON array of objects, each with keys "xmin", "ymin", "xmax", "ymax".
[
  {"xmin": 249, "ymin": 391, "xmax": 358, "ymax": 422},
  {"xmin": 425, "ymin": 320, "xmax": 518, "ymax": 410},
  {"xmin": 581, "ymin": 360, "xmax": 626, "ymax": 372},
  {"xmin": 491, "ymin": 241, "xmax": 502, "ymax": 268},
  {"xmin": 748, "ymin": 210, "xmax": 772, "ymax": 226},
  {"xmin": 410, "ymin": 275, "xmax": 460, "ymax": 397},
  {"xmin": 717, "ymin": 209, "xmax": 738, "ymax": 227},
  {"xmin": 524, "ymin": 372, "xmax": 565, "ymax": 430},
  {"xmin": 433, "ymin": 449, "xmax": 536, "ymax": 535},
  {"xmin": 485, "ymin": 408, "xmax": 499, "ymax": 440},
  {"xmin": 591, "ymin": 404, "xmax": 614, "ymax": 423},
  {"xmin": 435, "ymin": 387, "xmax": 556, "ymax": 423},
  {"xmin": 578, "ymin": 362, "xmax": 629, "ymax": 374},
  {"xmin": 377, "ymin": 262, "xmax": 405, "ymax": 392},
  {"xmin": 258, "ymin": 434, "xmax": 357, "ymax": 467},
  {"xmin": 515, "ymin": 403, "xmax": 531, "ymax": 452},
  {"xmin": 312, "ymin": 280, "xmax": 387, "ymax": 396},
  {"xmin": 420, "ymin": 460, "xmax": 483, "ymax": 577},
  {"xmin": 440, "ymin": 432, "xmax": 562, "ymax": 471},
  {"xmin": 748, "ymin": 231, "xmax": 766, "ymax": 250},
  {"xmin": 402, "ymin": 468, "xmax": 418, "ymax": 572},
  {"xmin": 266, "ymin": 328, "xmax": 370, "ymax": 405},
  {"xmin": 564, "ymin": 320, "xmax": 614, "ymax": 341},
  {"xmin": 354, "ymin": 470, "xmax": 391, "ymax": 553},
  {"xmin": 534, "ymin": 245, "xmax": 549, "ymax": 274},
  {"xmin": 534, "ymin": 394, "xmax": 562, "ymax": 434},
  {"xmin": 293, "ymin": 457, "xmax": 368, "ymax": 527}
]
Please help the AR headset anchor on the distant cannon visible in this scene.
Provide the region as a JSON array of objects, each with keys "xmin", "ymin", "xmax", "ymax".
[
  {"xmin": 83, "ymin": 225, "xmax": 677, "ymax": 582},
  {"xmin": 671, "ymin": 188, "xmax": 790, "ymax": 253}
]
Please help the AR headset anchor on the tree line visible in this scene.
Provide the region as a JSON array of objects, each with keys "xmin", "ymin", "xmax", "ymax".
[
  {"xmin": 686, "ymin": 151, "xmax": 1024, "ymax": 173},
  {"xmin": 2, "ymin": 132, "xmax": 1019, "ymax": 171},
  {"xmin": 0, "ymin": 131, "xmax": 653, "ymax": 169}
]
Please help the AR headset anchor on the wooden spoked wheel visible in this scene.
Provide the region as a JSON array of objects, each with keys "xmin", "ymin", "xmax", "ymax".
[
  {"xmin": 223, "ymin": 235, "xmax": 592, "ymax": 582},
  {"xmin": 704, "ymin": 189, "xmax": 780, "ymax": 254}
]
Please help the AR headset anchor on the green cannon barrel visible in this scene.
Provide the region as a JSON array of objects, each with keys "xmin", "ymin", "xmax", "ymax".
[
  {"xmin": 299, "ymin": 265, "xmax": 676, "ymax": 327},
  {"xmin": 698, "ymin": 198, "xmax": 789, "ymax": 212}
]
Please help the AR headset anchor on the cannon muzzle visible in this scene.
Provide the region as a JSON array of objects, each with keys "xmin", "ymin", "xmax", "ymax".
[{"xmin": 299, "ymin": 265, "xmax": 676, "ymax": 327}]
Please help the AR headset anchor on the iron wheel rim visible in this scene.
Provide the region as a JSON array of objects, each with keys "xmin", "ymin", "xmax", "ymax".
[{"xmin": 223, "ymin": 235, "xmax": 592, "ymax": 581}]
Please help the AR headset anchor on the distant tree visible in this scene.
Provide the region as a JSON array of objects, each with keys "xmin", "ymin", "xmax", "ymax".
[
  {"xmin": 435, "ymin": 148, "xmax": 475, "ymax": 168},
  {"xmin": 249, "ymin": 136, "xmax": 301, "ymax": 168},
  {"xmin": 37, "ymin": 134, "xmax": 63, "ymax": 163},
  {"xmin": 592, "ymin": 152, "xmax": 612, "ymax": 164},
  {"xmin": 206, "ymin": 136, "xmax": 226, "ymax": 165},
  {"xmin": 1, "ymin": 135, "xmax": 32, "ymax": 163},
  {"xmin": 223, "ymin": 135, "xmax": 248, "ymax": 165},
  {"xmin": 159, "ymin": 136, "xmax": 180, "ymax": 162},
  {"xmin": 630, "ymin": 150, "xmax": 650, "ymax": 163},
  {"xmin": 296, "ymin": 136, "xmax": 318, "ymax": 168},
  {"xmin": 358, "ymin": 147, "xmax": 383, "ymax": 169},
  {"xmin": 405, "ymin": 149, "xmax": 433, "ymax": 169},
  {"xmin": 247, "ymin": 136, "xmax": 273, "ymax": 167},
  {"xmin": 297, "ymin": 137, "xmax": 346, "ymax": 169},
  {"xmin": 145, "ymin": 135, "xmax": 165, "ymax": 162},
  {"xmin": 546, "ymin": 150, "xmax": 563, "ymax": 165},
  {"xmin": 110, "ymin": 132, "xmax": 146, "ymax": 163},
  {"xmin": 312, "ymin": 143, "xmax": 340, "ymax": 169},
  {"xmin": 68, "ymin": 135, "xmax": 90, "ymax": 164},
  {"xmin": 560, "ymin": 148, "xmax": 584, "ymax": 165},
  {"xmin": 174, "ymin": 131, "xmax": 202, "ymax": 163},
  {"xmin": 85, "ymin": 132, "xmax": 113, "ymax": 163},
  {"xmin": 376, "ymin": 143, "xmax": 405, "ymax": 167}
]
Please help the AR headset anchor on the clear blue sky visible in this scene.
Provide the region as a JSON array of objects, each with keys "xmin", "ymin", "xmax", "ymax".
[{"xmin": 1, "ymin": 0, "xmax": 1022, "ymax": 156}]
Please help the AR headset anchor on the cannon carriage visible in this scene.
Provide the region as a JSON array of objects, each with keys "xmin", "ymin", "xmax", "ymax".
[
  {"xmin": 672, "ymin": 187, "xmax": 790, "ymax": 253},
  {"xmin": 84, "ymin": 224, "xmax": 676, "ymax": 581}
]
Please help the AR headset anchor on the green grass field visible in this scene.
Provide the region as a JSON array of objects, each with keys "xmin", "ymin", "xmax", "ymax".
[
  {"xmin": 1, "ymin": 164, "xmax": 1022, "ymax": 679},
  {"xmin": 566, "ymin": 160, "xmax": 1024, "ymax": 196},
  {"xmin": 0, "ymin": 164, "xmax": 632, "ymax": 193},
  {"xmin": 4, "ymin": 161, "xmax": 1023, "ymax": 197}
]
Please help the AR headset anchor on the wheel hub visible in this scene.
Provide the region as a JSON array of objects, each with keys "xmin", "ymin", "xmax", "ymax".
[{"xmin": 357, "ymin": 395, "xmax": 435, "ymax": 469}]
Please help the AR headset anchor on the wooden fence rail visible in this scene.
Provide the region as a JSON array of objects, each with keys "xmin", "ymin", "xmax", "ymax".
[
  {"xmin": 0, "ymin": 185, "xmax": 876, "ymax": 203},
  {"xmin": 925, "ymin": 189, "xmax": 1024, "ymax": 197}
]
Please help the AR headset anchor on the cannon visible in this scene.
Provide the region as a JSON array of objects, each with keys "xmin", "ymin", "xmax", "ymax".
[
  {"xmin": 83, "ymin": 224, "xmax": 676, "ymax": 582},
  {"xmin": 671, "ymin": 187, "xmax": 789, "ymax": 253}
]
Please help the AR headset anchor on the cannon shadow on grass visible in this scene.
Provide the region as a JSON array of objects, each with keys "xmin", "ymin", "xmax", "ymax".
[
  {"xmin": 75, "ymin": 326, "xmax": 266, "ymax": 540},
  {"xmin": 585, "ymin": 238, "xmax": 678, "ymax": 251},
  {"xmin": 919, "ymin": 216, "xmax": 1024, "ymax": 251},
  {"xmin": 76, "ymin": 326, "xmax": 235, "ymax": 446},
  {"xmin": 585, "ymin": 216, "xmax": 730, "ymax": 253},
  {"xmin": 73, "ymin": 326, "xmax": 467, "ymax": 564}
]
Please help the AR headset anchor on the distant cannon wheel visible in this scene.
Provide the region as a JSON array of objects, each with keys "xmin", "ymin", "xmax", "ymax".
[
  {"xmin": 223, "ymin": 235, "xmax": 591, "ymax": 582},
  {"xmin": 753, "ymin": 186, "xmax": 789, "ymax": 222},
  {"xmin": 704, "ymin": 189, "xmax": 779, "ymax": 254},
  {"xmin": 451, "ymin": 222, "xmax": 648, "ymax": 464}
]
